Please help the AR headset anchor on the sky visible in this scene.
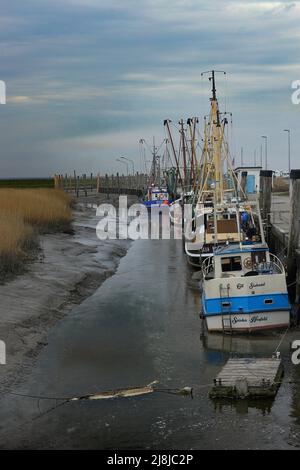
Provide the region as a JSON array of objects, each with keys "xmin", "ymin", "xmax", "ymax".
[{"xmin": 0, "ymin": 0, "xmax": 300, "ymax": 177}]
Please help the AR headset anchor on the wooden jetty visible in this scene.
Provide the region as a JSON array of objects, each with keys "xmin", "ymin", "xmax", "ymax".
[{"xmin": 210, "ymin": 357, "xmax": 283, "ymax": 399}]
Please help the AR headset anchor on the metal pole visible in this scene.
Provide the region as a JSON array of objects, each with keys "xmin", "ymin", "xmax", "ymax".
[
  {"xmin": 262, "ymin": 136, "xmax": 267, "ymax": 170},
  {"xmin": 116, "ymin": 158, "xmax": 128, "ymax": 176},
  {"xmin": 121, "ymin": 156, "xmax": 135, "ymax": 175},
  {"xmin": 284, "ymin": 129, "xmax": 291, "ymax": 174}
]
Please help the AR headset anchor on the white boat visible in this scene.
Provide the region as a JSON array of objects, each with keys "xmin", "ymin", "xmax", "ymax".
[
  {"xmin": 184, "ymin": 71, "xmax": 241, "ymax": 265},
  {"xmin": 201, "ymin": 242, "xmax": 290, "ymax": 333}
]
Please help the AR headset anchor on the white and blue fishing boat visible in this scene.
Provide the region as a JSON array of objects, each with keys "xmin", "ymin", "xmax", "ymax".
[
  {"xmin": 197, "ymin": 71, "xmax": 290, "ymax": 332},
  {"xmin": 201, "ymin": 228, "xmax": 290, "ymax": 333}
]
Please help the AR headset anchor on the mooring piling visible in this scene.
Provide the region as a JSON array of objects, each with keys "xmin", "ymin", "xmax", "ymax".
[
  {"xmin": 259, "ymin": 170, "xmax": 273, "ymax": 221},
  {"xmin": 287, "ymin": 170, "xmax": 300, "ymax": 284}
]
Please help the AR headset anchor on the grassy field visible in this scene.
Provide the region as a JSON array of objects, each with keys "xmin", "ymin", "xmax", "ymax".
[
  {"xmin": 0, "ymin": 178, "xmax": 54, "ymax": 189},
  {"xmin": 0, "ymin": 189, "xmax": 72, "ymax": 279}
]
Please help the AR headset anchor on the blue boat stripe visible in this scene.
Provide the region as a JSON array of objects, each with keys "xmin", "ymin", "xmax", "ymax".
[{"xmin": 203, "ymin": 293, "xmax": 290, "ymax": 316}]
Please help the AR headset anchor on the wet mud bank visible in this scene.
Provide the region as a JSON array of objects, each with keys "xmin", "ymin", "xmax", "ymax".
[{"xmin": 0, "ymin": 193, "xmax": 136, "ymax": 391}]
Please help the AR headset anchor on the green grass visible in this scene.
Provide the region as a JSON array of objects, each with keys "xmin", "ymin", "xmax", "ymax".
[{"xmin": 0, "ymin": 178, "xmax": 54, "ymax": 189}]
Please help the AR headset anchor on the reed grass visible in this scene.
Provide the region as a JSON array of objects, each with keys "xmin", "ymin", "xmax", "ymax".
[
  {"xmin": 273, "ymin": 177, "xmax": 289, "ymax": 193},
  {"xmin": 0, "ymin": 189, "xmax": 72, "ymax": 278}
]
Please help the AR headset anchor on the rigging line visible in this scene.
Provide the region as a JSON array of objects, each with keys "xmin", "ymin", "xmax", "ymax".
[
  {"xmin": 156, "ymin": 139, "xmax": 166, "ymax": 154},
  {"xmin": 7, "ymin": 391, "xmax": 72, "ymax": 401},
  {"xmin": 224, "ymin": 71, "xmax": 228, "ymax": 114},
  {"xmin": 274, "ymin": 327, "xmax": 290, "ymax": 354}
]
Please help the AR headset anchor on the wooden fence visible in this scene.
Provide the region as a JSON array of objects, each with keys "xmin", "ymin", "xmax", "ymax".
[{"xmin": 54, "ymin": 172, "xmax": 148, "ymax": 197}]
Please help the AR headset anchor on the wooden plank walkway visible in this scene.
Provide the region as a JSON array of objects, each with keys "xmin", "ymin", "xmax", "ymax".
[{"xmin": 210, "ymin": 357, "xmax": 283, "ymax": 399}]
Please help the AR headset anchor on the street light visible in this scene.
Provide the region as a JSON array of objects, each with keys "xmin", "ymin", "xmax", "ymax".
[
  {"xmin": 116, "ymin": 158, "xmax": 128, "ymax": 176},
  {"xmin": 284, "ymin": 129, "xmax": 291, "ymax": 175},
  {"xmin": 261, "ymin": 136, "xmax": 268, "ymax": 170},
  {"xmin": 120, "ymin": 156, "xmax": 135, "ymax": 175}
]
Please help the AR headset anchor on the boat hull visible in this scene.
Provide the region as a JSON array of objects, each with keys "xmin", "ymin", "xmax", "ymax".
[{"xmin": 204, "ymin": 310, "xmax": 290, "ymax": 333}]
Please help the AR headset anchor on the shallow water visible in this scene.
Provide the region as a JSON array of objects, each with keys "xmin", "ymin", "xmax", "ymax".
[{"xmin": 0, "ymin": 238, "xmax": 300, "ymax": 449}]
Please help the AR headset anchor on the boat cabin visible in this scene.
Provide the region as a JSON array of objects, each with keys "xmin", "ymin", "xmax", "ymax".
[
  {"xmin": 151, "ymin": 190, "xmax": 168, "ymax": 201},
  {"xmin": 148, "ymin": 187, "xmax": 169, "ymax": 202},
  {"xmin": 204, "ymin": 206, "xmax": 261, "ymax": 245},
  {"xmin": 213, "ymin": 244, "xmax": 271, "ymax": 279}
]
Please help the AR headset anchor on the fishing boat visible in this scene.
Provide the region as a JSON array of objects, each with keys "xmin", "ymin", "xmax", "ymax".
[
  {"xmin": 188, "ymin": 70, "xmax": 290, "ymax": 332},
  {"xmin": 140, "ymin": 137, "xmax": 174, "ymax": 209},
  {"xmin": 199, "ymin": 163, "xmax": 290, "ymax": 331},
  {"xmin": 201, "ymin": 239, "xmax": 290, "ymax": 333},
  {"xmin": 143, "ymin": 185, "xmax": 170, "ymax": 208},
  {"xmin": 185, "ymin": 71, "xmax": 256, "ymax": 266}
]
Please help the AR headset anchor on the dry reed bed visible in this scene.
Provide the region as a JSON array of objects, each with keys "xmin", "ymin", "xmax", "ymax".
[
  {"xmin": 273, "ymin": 177, "xmax": 289, "ymax": 193},
  {"xmin": 0, "ymin": 189, "xmax": 72, "ymax": 277}
]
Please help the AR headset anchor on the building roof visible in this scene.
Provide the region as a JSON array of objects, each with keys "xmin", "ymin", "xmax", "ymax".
[{"xmin": 234, "ymin": 166, "xmax": 262, "ymax": 171}]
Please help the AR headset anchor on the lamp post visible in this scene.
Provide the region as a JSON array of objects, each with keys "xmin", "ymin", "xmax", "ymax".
[
  {"xmin": 284, "ymin": 129, "xmax": 291, "ymax": 175},
  {"xmin": 120, "ymin": 156, "xmax": 135, "ymax": 175},
  {"xmin": 116, "ymin": 158, "xmax": 128, "ymax": 176},
  {"xmin": 261, "ymin": 136, "xmax": 268, "ymax": 170}
]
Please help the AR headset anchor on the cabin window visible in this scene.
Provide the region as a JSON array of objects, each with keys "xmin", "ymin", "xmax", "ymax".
[
  {"xmin": 264, "ymin": 299, "xmax": 273, "ymax": 305},
  {"xmin": 222, "ymin": 302, "xmax": 231, "ymax": 308},
  {"xmin": 221, "ymin": 256, "xmax": 242, "ymax": 272}
]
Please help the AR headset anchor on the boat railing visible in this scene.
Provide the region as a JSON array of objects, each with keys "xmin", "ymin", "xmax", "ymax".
[
  {"xmin": 254, "ymin": 253, "xmax": 285, "ymax": 275},
  {"xmin": 202, "ymin": 256, "xmax": 215, "ymax": 279}
]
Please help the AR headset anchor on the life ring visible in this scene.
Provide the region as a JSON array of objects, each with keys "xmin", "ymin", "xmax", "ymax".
[{"xmin": 243, "ymin": 257, "xmax": 253, "ymax": 269}]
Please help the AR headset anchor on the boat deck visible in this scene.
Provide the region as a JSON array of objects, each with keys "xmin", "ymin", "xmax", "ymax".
[{"xmin": 210, "ymin": 357, "xmax": 283, "ymax": 399}]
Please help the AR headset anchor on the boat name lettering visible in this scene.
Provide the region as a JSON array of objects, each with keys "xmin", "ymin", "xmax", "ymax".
[
  {"xmin": 249, "ymin": 282, "xmax": 266, "ymax": 289},
  {"xmin": 250, "ymin": 315, "xmax": 268, "ymax": 323},
  {"xmin": 236, "ymin": 283, "xmax": 244, "ymax": 289},
  {"xmin": 232, "ymin": 316, "xmax": 247, "ymax": 324}
]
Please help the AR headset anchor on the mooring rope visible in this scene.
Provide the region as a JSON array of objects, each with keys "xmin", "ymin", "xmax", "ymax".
[{"xmin": 274, "ymin": 326, "xmax": 290, "ymax": 354}]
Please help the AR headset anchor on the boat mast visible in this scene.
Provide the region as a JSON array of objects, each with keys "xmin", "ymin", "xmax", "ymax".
[
  {"xmin": 187, "ymin": 117, "xmax": 198, "ymax": 189},
  {"xmin": 180, "ymin": 119, "xmax": 187, "ymax": 189},
  {"xmin": 164, "ymin": 119, "xmax": 183, "ymax": 186},
  {"xmin": 210, "ymin": 70, "xmax": 225, "ymax": 204}
]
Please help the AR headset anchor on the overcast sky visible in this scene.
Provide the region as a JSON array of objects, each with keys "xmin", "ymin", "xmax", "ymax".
[{"xmin": 0, "ymin": 0, "xmax": 299, "ymax": 177}]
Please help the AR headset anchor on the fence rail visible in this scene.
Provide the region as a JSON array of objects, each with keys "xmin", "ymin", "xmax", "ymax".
[{"xmin": 54, "ymin": 172, "xmax": 148, "ymax": 197}]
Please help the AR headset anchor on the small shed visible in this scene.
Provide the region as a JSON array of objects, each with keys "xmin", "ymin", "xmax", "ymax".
[{"xmin": 235, "ymin": 166, "xmax": 262, "ymax": 195}]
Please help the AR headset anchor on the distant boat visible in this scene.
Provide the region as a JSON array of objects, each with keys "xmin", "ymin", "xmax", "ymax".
[{"xmin": 143, "ymin": 186, "xmax": 170, "ymax": 209}]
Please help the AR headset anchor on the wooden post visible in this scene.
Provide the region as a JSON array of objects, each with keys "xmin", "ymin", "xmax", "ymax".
[
  {"xmin": 105, "ymin": 173, "xmax": 109, "ymax": 199},
  {"xmin": 76, "ymin": 176, "xmax": 80, "ymax": 197},
  {"xmin": 117, "ymin": 172, "xmax": 120, "ymax": 194},
  {"xmin": 111, "ymin": 174, "xmax": 115, "ymax": 193},
  {"xmin": 259, "ymin": 170, "xmax": 272, "ymax": 221},
  {"xmin": 74, "ymin": 170, "xmax": 77, "ymax": 194},
  {"xmin": 81, "ymin": 174, "xmax": 86, "ymax": 197},
  {"xmin": 287, "ymin": 169, "xmax": 300, "ymax": 282},
  {"xmin": 96, "ymin": 173, "xmax": 100, "ymax": 193},
  {"xmin": 90, "ymin": 172, "xmax": 93, "ymax": 192}
]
